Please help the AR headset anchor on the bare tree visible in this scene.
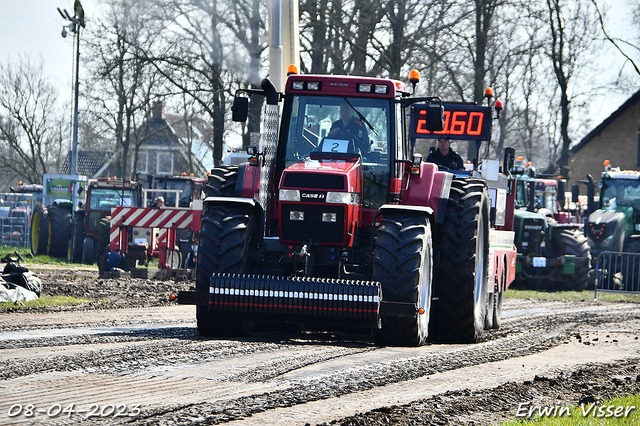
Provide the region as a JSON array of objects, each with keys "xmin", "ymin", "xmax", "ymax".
[
  {"xmin": 545, "ymin": 0, "xmax": 601, "ymax": 178},
  {"xmin": 83, "ymin": 0, "xmax": 164, "ymax": 179},
  {"xmin": 0, "ymin": 56, "xmax": 66, "ymax": 186}
]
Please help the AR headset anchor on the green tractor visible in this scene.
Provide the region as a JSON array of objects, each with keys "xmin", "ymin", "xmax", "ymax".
[
  {"xmin": 511, "ymin": 158, "xmax": 591, "ymax": 290},
  {"xmin": 583, "ymin": 162, "xmax": 640, "ymax": 287}
]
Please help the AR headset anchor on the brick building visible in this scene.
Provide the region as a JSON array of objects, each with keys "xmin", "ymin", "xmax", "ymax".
[{"xmin": 567, "ymin": 90, "xmax": 640, "ymax": 189}]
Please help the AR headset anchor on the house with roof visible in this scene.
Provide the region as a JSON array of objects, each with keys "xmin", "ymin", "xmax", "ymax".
[
  {"xmin": 60, "ymin": 150, "xmax": 117, "ymax": 178},
  {"xmin": 566, "ymin": 90, "xmax": 640, "ymax": 188},
  {"xmin": 62, "ymin": 101, "xmax": 209, "ymax": 180},
  {"xmin": 134, "ymin": 101, "xmax": 208, "ymax": 178}
]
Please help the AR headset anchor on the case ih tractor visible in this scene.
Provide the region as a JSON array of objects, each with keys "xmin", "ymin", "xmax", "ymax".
[
  {"xmin": 511, "ymin": 159, "xmax": 591, "ymax": 290},
  {"xmin": 177, "ymin": 72, "xmax": 516, "ymax": 346}
]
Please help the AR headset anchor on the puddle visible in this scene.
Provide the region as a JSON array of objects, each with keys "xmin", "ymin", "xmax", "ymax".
[{"xmin": 0, "ymin": 323, "xmax": 194, "ymax": 341}]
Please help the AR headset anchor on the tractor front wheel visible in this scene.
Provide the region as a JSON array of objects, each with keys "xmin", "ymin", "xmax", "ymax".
[
  {"xmin": 30, "ymin": 204, "xmax": 49, "ymax": 255},
  {"xmin": 70, "ymin": 211, "xmax": 85, "ymax": 263},
  {"xmin": 555, "ymin": 228, "xmax": 591, "ymax": 290},
  {"xmin": 373, "ymin": 213, "xmax": 433, "ymax": 347},
  {"xmin": 196, "ymin": 204, "xmax": 258, "ymax": 337}
]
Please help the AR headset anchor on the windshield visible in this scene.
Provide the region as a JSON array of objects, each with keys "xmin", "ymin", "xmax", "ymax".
[
  {"xmin": 515, "ymin": 180, "xmax": 528, "ymax": 209},
  {"xmin": 535, "ymin": 185, "xmax": 557, "ymax": 212},
  {"xmin": 282, "ymin": 95, "xmax": 392, "ymax": 209},
  {"xmin": 89, "ymin": 188, "xmax": 138, "ymax": 210},
  {"xmin": 153, "ymin": 180, "xmax": 194, "ymax": 207},
  {"xmin": 283, "ymin": 95, "xmax": 391, "ymax": 166},
  {"xmin": 601, "ymin": 178, "xmax": 640, "ymax": 208}
]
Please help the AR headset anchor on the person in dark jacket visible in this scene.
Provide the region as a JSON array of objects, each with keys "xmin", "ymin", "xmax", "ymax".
[
  {"xmin": 426, "ymin": 137, "xmax": 464, "ymax": 170},
  {"xmin": 328, "ymin": 102, "xmax": 370, "ymax": 154}
]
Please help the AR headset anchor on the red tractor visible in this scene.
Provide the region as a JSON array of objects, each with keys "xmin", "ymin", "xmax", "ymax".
[
  {"xmin": 177, "ymin": 72, "xmax": 516, "ymax": 346},
  {"xmin": 70, "ymin": 177, "xmax": 143, "ymax": 264}
]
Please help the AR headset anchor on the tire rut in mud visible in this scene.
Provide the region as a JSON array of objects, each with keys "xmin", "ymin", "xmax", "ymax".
[{"xmin": 71, "ymin": 308, "xmax": 640, "ymax": 425}]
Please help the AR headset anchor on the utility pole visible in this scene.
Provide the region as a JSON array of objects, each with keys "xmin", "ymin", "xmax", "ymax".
[
  {"xmin": 58, "ymin": 3, "xmax": 85, "ymax": 176},
  {"xmin": 58, "ymin": 2, "xmax": 86, "ymax": 262}
]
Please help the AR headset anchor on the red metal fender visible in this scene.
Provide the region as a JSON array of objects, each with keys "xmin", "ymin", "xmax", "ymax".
[{"xmin": 401, "ymin": 162, "xmax": 452, "ymax": 222}]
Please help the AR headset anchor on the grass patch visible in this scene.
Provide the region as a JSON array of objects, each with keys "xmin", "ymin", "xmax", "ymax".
[
  {"xmin": 505, "ymin": 289, "xmax": 640, "ymax": 303},
  {"xmin": 0, "ymin": 295, "xmax": 93, "ymax": 311},
  {"xmin": 0, "ymin": 245, "xmax": 97, "ymax": 268},
  {"xmin": 502, "ymin": 393, "xmax": 640, "ymax": 425}
]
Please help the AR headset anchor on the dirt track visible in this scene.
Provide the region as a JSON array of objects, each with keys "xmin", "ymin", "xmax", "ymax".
[{"xmin": 0, "ymin": 266, "xmax": 639, "ymax": 425}]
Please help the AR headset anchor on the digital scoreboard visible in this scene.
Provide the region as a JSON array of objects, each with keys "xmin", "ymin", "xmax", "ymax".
[{"xmin": 410, "ymin": 103, "xmax": 492, "ymax": 141}]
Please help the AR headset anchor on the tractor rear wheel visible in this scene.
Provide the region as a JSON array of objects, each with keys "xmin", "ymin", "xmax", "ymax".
[
  {"xmin": 196, "ymin": 204, "xmax": 258, "ymax": 337},
  {"xmin": 373, "ymin": 213, "xmax": 433, "ymax": 347},
  {"xmin": 96, "ymin": 217, "xmax": 111, "ymax": 258},
  {"xmin": 30, "ymin": 204, "xmax": 49, "ymax": 255},
  {"xmin": 555, "ymin": 228, "xmax": 591, "ymax": 290},
  {"xmin": 430, "ymin": 178, "xmax": 490, "ymax": 343},
  {"xmin": 47, "ymin": 204, "xmax": 72, "ymax": 258}
]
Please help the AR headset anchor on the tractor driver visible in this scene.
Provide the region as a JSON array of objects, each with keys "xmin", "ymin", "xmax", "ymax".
[
  {"xmin": 426, "ymin": 137, "xmax": 464, "ymax": 170},
  {"xmin": 327, "ymin": 102, "xmax": 370, "ymax": 155}
]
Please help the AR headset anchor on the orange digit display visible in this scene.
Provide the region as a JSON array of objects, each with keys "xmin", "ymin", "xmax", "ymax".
[
  {"xmin": 467, "ymin": 111, "xmax": 483, "ymax": 135},
  {"xmin": 410, "ymin": 103, "xmax": 491, "ymax": 141},
  {"xmin": 449, "ymin": 111, "xmax": 466, "ymax": 135},
  {"xmin": 415, "ymin": 109, "xmax": 429, "ymax": 134}
]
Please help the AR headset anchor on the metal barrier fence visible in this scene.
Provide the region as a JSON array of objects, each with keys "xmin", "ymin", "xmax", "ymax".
[
  {"xmin": 0, "ymin": 193, "xmax": 43, "ymax": 250},
  {"xmin": 593, "ymin": 251, "xmax": 640, "ymax": 299},
  {"xmin": 0, "ymin": 217, "xmax": 30, "ymax": 248}
]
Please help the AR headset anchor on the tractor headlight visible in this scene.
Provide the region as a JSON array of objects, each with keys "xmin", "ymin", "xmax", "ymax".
[
  {"xmin": 322, "ymin": 213, "xmax": 337, "ymax": 222},
  {"xmin": 326, "ymin": 191, "xmax": 360, "ymax": 205},
  {"xmin": 289, "ymin": 211, "xmax": 305, "ymax": 221},
  {"xmin": 279, "ymin": 189, "xmax": 300, "ymax": 202}
]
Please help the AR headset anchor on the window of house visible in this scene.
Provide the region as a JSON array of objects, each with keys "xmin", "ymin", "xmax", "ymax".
[
  {"xmin": 136, "ymin": 152, "xmax": 148, "ymax": 174},
  {"xmin": 157, "ymin": 151, "xmax": 174, "ymax": 175}
]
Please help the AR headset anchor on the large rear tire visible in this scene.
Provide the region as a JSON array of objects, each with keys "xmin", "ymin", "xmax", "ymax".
[
  {"xmin": 30, "ymin": 204, "xmax": 49, "ymax": 255},
  {"xmin": 196, "ymin": 205, "xmax": 258, "ymax": 337},
  {"xmin": 553, "ymin": 228, "xmax": 591, "ymax": 290},
  {"xmin": 430, "ymin": 178, "xmax": 490, "ymax": 343},
  {"xmin": 96, "ymin": 217, "xmax": 111, "ymax": 258},
  {"xmin": 373, "ymin": 213, "xmax": 433, "ymax": 346},
  {"xmin": 47, "ymin": 204, "xmax": 72, "ymax": 258},
  {"xmin": 205, "ymin": 166, "xmax": 239, "ymax": 197}
]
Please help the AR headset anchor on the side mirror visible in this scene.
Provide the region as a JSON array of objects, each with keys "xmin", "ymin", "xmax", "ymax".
[
  {"xmin": 503, "ymin": 147, "xmax": 515, "ymax": 174},
  {"xmin": 246, "ymin": 146, "xmax": 258, "ymax": 156},
  {"xmin": 231, "ymin": 96, "xmax": 249, "ymax": 122},
  {"xmin": 417, "ymin": 104, "xmax": 444, "ymax": 132}
]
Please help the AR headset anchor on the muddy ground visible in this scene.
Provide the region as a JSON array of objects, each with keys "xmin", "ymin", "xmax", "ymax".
[{"xmin": 1, "ymin": 265, "xmax": 639, "ymax": 425}]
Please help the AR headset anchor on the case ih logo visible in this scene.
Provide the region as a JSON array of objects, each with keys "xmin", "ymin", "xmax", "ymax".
[{"xmin": 301, "ymin": 191, "xmax": 326, "ymax": 200}]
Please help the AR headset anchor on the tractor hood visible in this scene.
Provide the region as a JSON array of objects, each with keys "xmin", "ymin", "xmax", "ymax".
[
  {"xmin": 587, "ymin": 209, "xmax": 625, "ymax": 249},
  {"xmin": 277, "ymin": 156, "xmax": 363, "ymax": 247},
  {"xmin": 279, "ymin": 157, "xmax": 362, "ymax": 193}
]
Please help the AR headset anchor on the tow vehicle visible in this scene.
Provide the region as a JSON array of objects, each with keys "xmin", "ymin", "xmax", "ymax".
[{"xmin": 174, "ymin": 70, "xmax": 517, "ymax": 346}]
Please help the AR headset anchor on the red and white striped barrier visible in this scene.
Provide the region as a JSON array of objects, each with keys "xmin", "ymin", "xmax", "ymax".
[{"xmin": 109, "ymin": 207, "xmax": 201, "ymax": 253}]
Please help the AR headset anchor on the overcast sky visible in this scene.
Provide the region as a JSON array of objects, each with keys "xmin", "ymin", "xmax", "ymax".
[{"xmin": 0, "ymin": 0, "xmax": 638, "ymax": 131}]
